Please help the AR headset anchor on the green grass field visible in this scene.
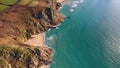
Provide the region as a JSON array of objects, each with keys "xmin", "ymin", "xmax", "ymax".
[
  {"xmin": 0, "ymin": 0, "xmax": 17, "ymax": 11},
  {"xmin": 0, "ymin": 0, "xmax": 18, "ymax": 4}
]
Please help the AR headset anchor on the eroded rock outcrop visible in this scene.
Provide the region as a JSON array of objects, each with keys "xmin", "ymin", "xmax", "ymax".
[
  {"xmin": 0, "ymin": 0, "xmax": 65, "ymax": 68},
  {"xmin": 0, "ymin": 0, "xmax": 65, "ymax": 45},
  {"xmin": 0, "ymin": 45, "xmax": 53, "ymax": 68}
]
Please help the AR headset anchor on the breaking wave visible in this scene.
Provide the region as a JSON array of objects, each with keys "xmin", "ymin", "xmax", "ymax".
[
  {"xmin": 46, "ymin": 35, "xmax": 58, "ymax": 46},
  {"xmin": 47, "ymin": 35, "xmax": 54, "ymax": 41},
  {"xmin": 63, "ymin": 0, "xmax": 84, "ymax": 12}
]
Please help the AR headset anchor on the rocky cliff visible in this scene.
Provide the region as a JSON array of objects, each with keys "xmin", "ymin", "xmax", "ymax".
[
  {"xmin": 0, "ymin": 45, "xmax": 53, "ymax": 68},
  {"xmin": 0, "ymin": 0, "xmax": 65, "ymax": 68}
]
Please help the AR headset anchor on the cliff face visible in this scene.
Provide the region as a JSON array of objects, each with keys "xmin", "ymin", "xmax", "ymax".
[
  {"xmin": 0, "ymin": 0, "xmax": 65, "ymax": 45},
  {"xmin": 0, "ymin": 0, "xmax": 65, "ymax": 68},
  {"xmin": 0, "ymin": 45, "xmax": 53, "ymax": 68}
]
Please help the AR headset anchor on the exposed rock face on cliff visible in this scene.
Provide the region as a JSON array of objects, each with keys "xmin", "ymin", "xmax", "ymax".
[
  {"xmin": 0, "ymin": 0, "xmax": 65, "ymax": 68},
  {"xmin": 0, "ymin": 45, "xmax": 53, "ymax": 68},
  {"xmin": 0, "ymin": 0, "xmax": 65, "ymax": 45}
]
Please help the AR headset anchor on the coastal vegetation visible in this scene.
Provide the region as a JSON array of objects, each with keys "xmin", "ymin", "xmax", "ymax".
[
  {"xmin": 0, "ymin": 0, "xmax": 65, "ymax": 68},
  {"xmin": 0, "ymin": 45, "xmax": 53, "ymax": 68}
]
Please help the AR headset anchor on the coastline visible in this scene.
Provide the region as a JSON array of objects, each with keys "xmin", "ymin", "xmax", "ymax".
[
  {"xmin": 25, "ymin": 33, "xmax": 49, "ymax": 68},
  {"xmin": 25, "ymin": 0, "xmax": 65, "ymax": 46},
  {"xmin": 0, "ymin": 0, "xmax": 65, "ymax": 67},
  {"xmin": 25, "ymin": 0, "xmax": 65, "ymax": 68}
]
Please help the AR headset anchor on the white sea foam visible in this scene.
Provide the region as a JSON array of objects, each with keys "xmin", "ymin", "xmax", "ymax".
[
  {"xmin": 47, "ymin": 36, "xmax": 54, "ymax": 41},
  {"xmin": 46, "ymin": 35, "xmax": 58, "ymax": 46},
  {"xmin": 56, "ymin": 27, "xmax": 59, "ymax": 29},
  {"xmin": 73, "ymin": 1, "xmax": 80, "ymax": 4},
  {"xmin": 71, "ymin": 4, "xmax": 78, "ymax": 8},
  {"xmin": 47, "ymin": 29, "xmax": 51, "ymax": 32},
  {"xmin": 70, "ymin": 9, "xmax": 74, "ymax": 12},
  {"xmin": 64, "ymin": 0, "xmax": 84, "ymax": 5},
  {"xmin": 80, "ymin": 0, "xmax": 84, "ymax": 3},
  {"xmin": 65, "ymin": 0, "xmax": 84, "ymax": 12}
]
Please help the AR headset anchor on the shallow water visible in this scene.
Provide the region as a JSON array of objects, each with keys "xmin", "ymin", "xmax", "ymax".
[{"xmin": 46, "ymin": 0, "xmax": 120, "ymax": 68}]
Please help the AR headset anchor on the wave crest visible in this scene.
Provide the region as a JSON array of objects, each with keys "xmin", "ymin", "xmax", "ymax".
[{"xmin": 63, "ymin": 0, "xmax": 84, "ymax": 12}]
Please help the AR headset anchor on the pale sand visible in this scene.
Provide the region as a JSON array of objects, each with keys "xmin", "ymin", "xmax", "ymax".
[
  {"xmin": 57, "ymin": 0, "xmax": 65, "ymax": 3},
  {"xmin": 40, "ymin": 65, "xmax": 50, "ymax": 68},
  {"xmin": 25, "ymin": 33, "xmax": 45, "ymax": 47},
  {"xmin": 25, "ymin": 33, "xmax": 49, "ymax": 68},
  {"xmin": 25, "ymin": 0, "xmax": 65, "ymax": 67}
]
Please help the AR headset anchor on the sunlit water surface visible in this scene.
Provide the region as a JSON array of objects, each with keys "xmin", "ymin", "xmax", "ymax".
[{"xmin": 46, "ymin": 0, "xmax": 120, "ymax": 68}]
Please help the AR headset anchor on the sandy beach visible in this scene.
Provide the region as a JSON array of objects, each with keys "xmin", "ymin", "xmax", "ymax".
[
  {"xmin": 25, "ymin": 33, "xmax": 49, "ymax": 68},
  {"xmin": 57, "ymin": 0, "xmax": 65, "ymax": 3},
  {"xmin": 25, "ymin": 33, "xmax": 45, "ymax": 47},
  {"xmin": 40, "ymin": 65, "xmax": 50, "ymax": 68}
]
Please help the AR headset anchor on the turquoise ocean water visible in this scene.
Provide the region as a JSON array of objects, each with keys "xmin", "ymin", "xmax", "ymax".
[{"xmin": 46, "ymin": 0, "xmax": 120, "ymax": 68}]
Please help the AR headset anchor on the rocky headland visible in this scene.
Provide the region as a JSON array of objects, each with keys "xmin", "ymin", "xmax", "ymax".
[{"xmin": 0, "ymin": 0, "xmax": 65, "ymax": 68}]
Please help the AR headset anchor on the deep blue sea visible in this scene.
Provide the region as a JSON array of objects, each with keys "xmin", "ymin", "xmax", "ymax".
[{"xmin": 46, "ymin": 0, "xmax": 120, "ymax": 68}]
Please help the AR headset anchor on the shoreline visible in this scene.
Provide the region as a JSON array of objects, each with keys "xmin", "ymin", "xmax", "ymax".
[
  {"xmin": 0, "ymin": 0, "xmax": 65, "ymax": 67},
  {"xmin": 25, "ymin": 0, "xmax": 65, "ymax": 68},
  {"xmin": 25, "ymin": 33, "xmax": 49, "ymax": 68}
]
